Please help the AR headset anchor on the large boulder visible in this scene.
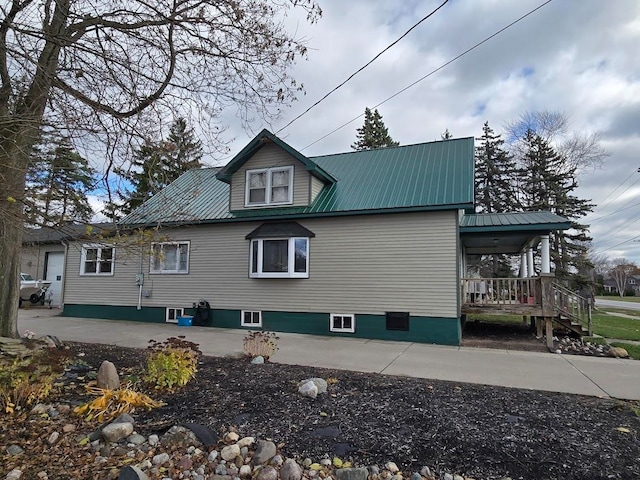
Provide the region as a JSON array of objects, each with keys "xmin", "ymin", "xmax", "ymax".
[{"xmin": 96, "ymin": 360, "xmax": 120, "ymax": 390}]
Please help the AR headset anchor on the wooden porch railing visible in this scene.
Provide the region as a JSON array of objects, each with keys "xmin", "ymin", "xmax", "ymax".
[
  {"xmin": 552, "ymin": 282, "xmax": 593, "ymax": 335},
  {"xmin": 461, "ymin": 277, "xmax": 541, "ymax": 307}
]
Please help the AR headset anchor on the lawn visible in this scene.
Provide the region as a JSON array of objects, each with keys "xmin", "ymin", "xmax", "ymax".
[
  {"xmin": 592, "ymin": 310, "xmax": 640, "ymax": 341},
  {"xmin": 596, "ymin": 295, "xmax": 640, "ymax": 303}
]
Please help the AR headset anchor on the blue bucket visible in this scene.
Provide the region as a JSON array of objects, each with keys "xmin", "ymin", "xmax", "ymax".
[{"xmin": 177, "ymin": 315, "xmax": 193, "ymax": 327}]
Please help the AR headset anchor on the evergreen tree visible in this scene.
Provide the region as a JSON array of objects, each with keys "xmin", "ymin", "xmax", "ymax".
[
  {"xmin": 351, "ymin": 108, "xmax": 399, "ymax": 151},
  {"xmin": 441, "ymin": 129, "xmax": 453, "ymax": 140},
  {"xmin": 112, "ymin": 118, "xmax": 204, "ymax": 216},
  {"xmin": 25, "ymin": 136, "xmax": 96, "ymax": 227},
  {"xmin": 474, "ymin": 121, "xmax": 516, "ymax": 213},
  {"xmin": 515, "ymin": 130, "xmax": 594, "ymax": 280}
]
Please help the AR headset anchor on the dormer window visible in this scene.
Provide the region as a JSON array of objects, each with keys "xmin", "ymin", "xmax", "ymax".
[{"xmin": 245, "ymin": 166, "xmax": 293, "ymax": 206}]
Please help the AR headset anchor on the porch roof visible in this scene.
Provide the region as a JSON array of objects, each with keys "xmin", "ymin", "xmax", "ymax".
[{"xmin": 459, "ymin": 211, "xmax": 571, "ymax": 254}]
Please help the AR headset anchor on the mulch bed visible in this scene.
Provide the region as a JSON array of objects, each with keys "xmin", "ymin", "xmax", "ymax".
[{"xmin": 1, "ymin": 329, "xmax": 639, "ymax": 480}]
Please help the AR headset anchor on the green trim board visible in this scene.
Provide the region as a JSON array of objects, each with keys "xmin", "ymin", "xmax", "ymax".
[{"xmin": 62, "ymin": 304, "xmax": 462, "ymax": 345}]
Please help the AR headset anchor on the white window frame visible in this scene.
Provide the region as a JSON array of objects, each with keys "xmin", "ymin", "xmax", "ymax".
[
  {"xmin": 150, "ymin": 241, "xmax": 190, "ymax": 274},
  {"xmin": 330, "ymin": 313, "xmax": 356, "ymax": 333},
  {"xmin": 249, "ymin": 237, "xmax": 309, "ymax": 278},
  {"xmin": 245, "ymin": 166, "xmax": 294, "ymax": 207},
  {"xmin": 166, "ymin": 307, "xmax": 184, "ymax": 323},
  {"xmin": 80, "ymin": 244, "xmax": 115, "ymax": 276},
  {"xmin": 241, "ymin": 310, "xmax": 262, "ymax": 327}
]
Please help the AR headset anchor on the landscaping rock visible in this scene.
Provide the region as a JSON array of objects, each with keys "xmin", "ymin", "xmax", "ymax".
[
  {"xmin": 152, "ymin": 452, "xmax": 171, "ymax": 465},
  {"xmin": 182, "ymin": 423, "xmax": 217, "ymax": 446},
  {"xmin": 256, "ymin": 466, "xmax": 278, "ymax": 480},
  {"xmin": 221, "ymin": 444, "xmax": 241, "ymax": 461},
  {"xmin": 237, "ymin": 436, "xmax": 255, "ymax": 448},
  {"xmin": 335, "ymin": 468, "xmax": 369, "ymax": 480},
  {"xmin": 127, "ymin": 433, "xmax": 147, "ymax": 445},
  {"xmin": 47, "ymin": 431, "xmax": 60, "ymax": 445},
  {"xmin": 299, "ymin": 378, "xmax": 328, "ymax": 394},
  {"xmin": 102, "ymin": 422, "xmax": 134, "ymax": 443},
  {"xmin": 112, "ymin": 413, "xmax": 135, "ymax": 424},
  {"xmin": 161, "ymin": 425, "xmax": 201, "ymax": 447},
  {"xmin": 96, "ymin": 360, "xmax": 120, "ymax": 390},
  {"xmin": 610, "ymin": 346, "xmax": 629, "ymax": 358},
  {"xmin": 280, "ymin": 458, "xmax": 303, "ymax": 480},
  {"xmin": 7, "ymin": 445, "xmax": 24, "ymax": 455},
  {"xmin": 251, "ymin": 356, "xmax": 265, "ymax": 364},
  {"xmin": 252, "ymin": 440, "xmax": 277, "ymax": 465},
  {"xmin": 298, "ymin": 380, "xmax": 318, "ymax": 399},
  {"xmin": 118, "ymin": 465, "xmax": 149, "ymax": 480},
  {"xmin": 5, "ymin": 469, "xmax": 22, "ymax": 480}
]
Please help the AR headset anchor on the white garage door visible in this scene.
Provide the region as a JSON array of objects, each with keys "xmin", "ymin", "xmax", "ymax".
[{"xmin": 45, "ymin": 252, "xmax": 64, "ymax": 307}]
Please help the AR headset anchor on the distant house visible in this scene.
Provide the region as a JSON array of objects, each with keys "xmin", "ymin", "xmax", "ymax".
[
  {"xmin": 603, "ymin": 275, "xmax": 640, "ymax": 295},
  {"xmin": 60, "ymin": 130, "xmax": 570, "ymax": 345}
]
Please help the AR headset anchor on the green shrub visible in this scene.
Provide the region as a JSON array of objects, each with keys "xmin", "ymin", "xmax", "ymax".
[
  {"xmin": 243, "ymin": 331, "xmax": 279, "ymax": 360},
  {"xmin": 0, "ymin": 349, "xmax": 67, "ymax": 414},
  {"xmin": 144, "ymin": 336, "xmax": 200, "ymax": 390}
]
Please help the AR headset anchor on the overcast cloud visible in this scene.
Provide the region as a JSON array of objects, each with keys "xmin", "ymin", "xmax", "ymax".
[{"xmin": 136, "ymin": 0, "xmax": 640, "ymax": 264}]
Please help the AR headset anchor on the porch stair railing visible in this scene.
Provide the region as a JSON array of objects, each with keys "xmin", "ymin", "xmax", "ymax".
[{"xmin": 551, "ymin": 282, "xmax": 592, "ymax": 336}]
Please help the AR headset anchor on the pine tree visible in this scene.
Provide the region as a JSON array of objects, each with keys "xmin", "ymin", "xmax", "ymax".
[
  {"xmin": 351, "ymin": 108, "xmax": 399, "ymax": 151},
  {"xmin": 515, "ymin": 130, "xmax": 594, "ymax": 280},
  {"xmin": 441, "ymin": 129, "xmax": 453, "ymax": 140},
  {"xmin": 112, "ymin": 118, "xmax": 204, "ymax": 216},
  {"xmin": 25, "ymin": 136, "xmax": 96, "ymax": 226},
  {"xmin": 474, "ymin": 122, "xmax": 517, "ymax": 213}
]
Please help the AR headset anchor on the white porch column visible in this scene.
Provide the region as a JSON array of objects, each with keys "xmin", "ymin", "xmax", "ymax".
[
  {"xmin": 527, "ymin": 246, "xmax": 535, "ymax": 277},
  {"xmin": 520, "ymin": 252, "xmax": 528, "ymax": 278},
  {"xmin": 540, "ymin": 235, "xmax": 550, "ymax": 274}
]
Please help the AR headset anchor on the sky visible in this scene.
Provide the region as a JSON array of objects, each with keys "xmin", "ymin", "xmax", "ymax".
[{"xmin": 93, "ymin": 0, "xmax": 640, "ymax": 265}]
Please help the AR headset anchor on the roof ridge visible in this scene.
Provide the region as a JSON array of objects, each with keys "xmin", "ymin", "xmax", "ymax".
[{"xmin": 310, "ymin": 136, "xmax": 475, "ymax": 159}]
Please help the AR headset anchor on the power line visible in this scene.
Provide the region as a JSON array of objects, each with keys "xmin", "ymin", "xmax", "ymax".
[
  {"xmin": 275, "ymin": 0, "xmax": 450, "ymax": 134},
  {"xmin": 588, "ymin": 167, "xmax": 640, "ymax": 215},
  {"xmin": 300, "ymin": 0, "xmax": 554, "ymax": 152}
]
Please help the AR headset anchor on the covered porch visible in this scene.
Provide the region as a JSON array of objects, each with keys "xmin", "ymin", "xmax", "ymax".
[{"xmin": 458, "ymin": 212, "xmax": 589, "ymax": 348}]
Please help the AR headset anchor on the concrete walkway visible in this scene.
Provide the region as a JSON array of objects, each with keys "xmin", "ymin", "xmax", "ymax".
[{"xmin": 17, "ymin": 308, "xmax": 640, "ymax": 401}]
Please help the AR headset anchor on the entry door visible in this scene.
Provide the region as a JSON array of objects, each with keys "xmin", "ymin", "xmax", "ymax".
[{"xmin": 45, "ymin": 252, "xmax": 64, "ymax": 307}]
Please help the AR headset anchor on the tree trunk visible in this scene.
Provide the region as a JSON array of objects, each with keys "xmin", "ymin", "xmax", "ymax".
[{"xmin": 0, "ymin": 131, "xmax": 31, "ymax": 338}]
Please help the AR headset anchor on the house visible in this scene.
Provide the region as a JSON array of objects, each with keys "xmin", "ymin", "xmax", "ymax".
[
  {"xmin": 60, "ymin": 130, "xmax": 571, "ymax": 345},
  {"xmin": 21, "ymin": 224, "xmax": 114, "ymax": 307},
  {"xmin": 603, "ymin": 275, "xmax": 640, "ymax": 296}
]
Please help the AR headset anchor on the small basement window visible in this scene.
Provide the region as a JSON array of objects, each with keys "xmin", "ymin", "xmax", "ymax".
[
  {"xmin": 241, "ymin": 310, "xmax": 262, "ymax": 327},
  {"xmin": 166, "ymin": 307, "xmax": 184, "ymax": 323},
  {"xmin": 330, "ymin": 314, "xmax": 355, "ymax": 333},
  {"xmin": 386, "ymin": 312, "xmax": 410, "ymax": 331}
]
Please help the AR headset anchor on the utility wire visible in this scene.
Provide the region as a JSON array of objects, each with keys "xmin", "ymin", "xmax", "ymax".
[
  {"xmin": 276, "ymin": 0, "xmax": 450, "ymax": 134},
  {"xmin": 300, "ymin": 0, "xmax": 554, "ymax": 152},
  {"xmin": 588, "ymin": 167, "xmax": 640, "ymax": 215}
]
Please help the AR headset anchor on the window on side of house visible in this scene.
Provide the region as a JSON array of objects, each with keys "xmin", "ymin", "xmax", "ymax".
[
  {"xmin": 241, "ymin": 310, "xmax": 262, "ymax": 327},
  {"xmin": 150, "ymin": 242, "xmax": 190, "ymax": 274},
  {"xmin": 245, "ymin": 166, "xmax": 293, "ymax": 206},
  {"xmin": 80, "ymin": 244, "xmax": 115, "ymax": 275},
  {"xmin": 330, "ymin": 314, "xmax": 355, "ymax": 333},
  {"xmin": 249, "ymin": 237, "xmax": 309, "ymax": 278},
  {"xmin": 166, "ymin": 307, "xmax": 184, "ymax": 323}
]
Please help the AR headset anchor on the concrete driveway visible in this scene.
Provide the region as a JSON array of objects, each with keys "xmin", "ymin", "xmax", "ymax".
[{"xmin": 16, "ymin": 307, "xmax": 640, "ymax": 401}]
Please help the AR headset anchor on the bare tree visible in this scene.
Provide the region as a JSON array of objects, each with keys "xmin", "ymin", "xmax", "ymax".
[
  {"xmin": 504, "ymin": 111, "xmax": 608, "ymax": 174},
  {"xmin": 609, "ymin": 258, "xmax": 636, "ymax": 298},
  {"xmin": 0, "ymin": 0, "xmax": 321, "ymax": 337}
]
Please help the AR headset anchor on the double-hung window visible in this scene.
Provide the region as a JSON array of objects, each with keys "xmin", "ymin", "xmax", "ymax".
[
  {"xmin": 80, "ymin": 244, "xmax": 115, "ymax": 275},
  {"xmin": 151, "ymin": 242, "xmax": 190, "ymax": 274},
  {"xmin": 245, "ymin": 166, "xmax": 293, "ymax": 206},
  {"xmin": 250, "ymin": 237, "xmax": 309, "ymax": 278}
]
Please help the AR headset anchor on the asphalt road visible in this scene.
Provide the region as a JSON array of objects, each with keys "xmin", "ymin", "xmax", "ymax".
[{"xmin": 596, "ymin": 298, "xmax": 640, "ymax": 312}]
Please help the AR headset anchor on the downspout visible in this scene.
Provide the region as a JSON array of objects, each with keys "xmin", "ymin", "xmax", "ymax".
[
  {"xmin": 60, "ymin": 241, "xmax": 69, "ymax": 309},
  {"xmin": 137, "ymin": 245, "xmax": 143, "ymax": 310}
]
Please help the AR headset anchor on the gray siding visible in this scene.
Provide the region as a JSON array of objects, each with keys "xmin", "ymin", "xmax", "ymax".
[
  {"xmin": 310, "ymin": 175, "xmax": 324, "ymax": 203},
  {"xmin": 64, "ymin": 211, "xmax": 459, "ymax": 318},
  {"xmin": 229, "ymin": 143, "xmax": 310, "ymax": 210}
]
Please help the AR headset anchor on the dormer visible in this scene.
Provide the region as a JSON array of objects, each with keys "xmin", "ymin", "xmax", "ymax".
[{"xmin": 216, "ymin": 130, "xmax": 336, "ymax": 212}]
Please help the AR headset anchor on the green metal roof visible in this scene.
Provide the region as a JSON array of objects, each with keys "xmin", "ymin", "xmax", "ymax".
[
  {"xmin": 122, "ymin": 133, "xmax": 475, "ymax": 226},
  {"xmin": 460, "ymin": 212, "xmax": 571, "ymax": 232}
]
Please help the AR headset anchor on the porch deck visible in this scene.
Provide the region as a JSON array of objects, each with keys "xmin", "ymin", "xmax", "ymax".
[{"xmin": 461, "ymin": 276, "xmax": 592, "ymax": 347}]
